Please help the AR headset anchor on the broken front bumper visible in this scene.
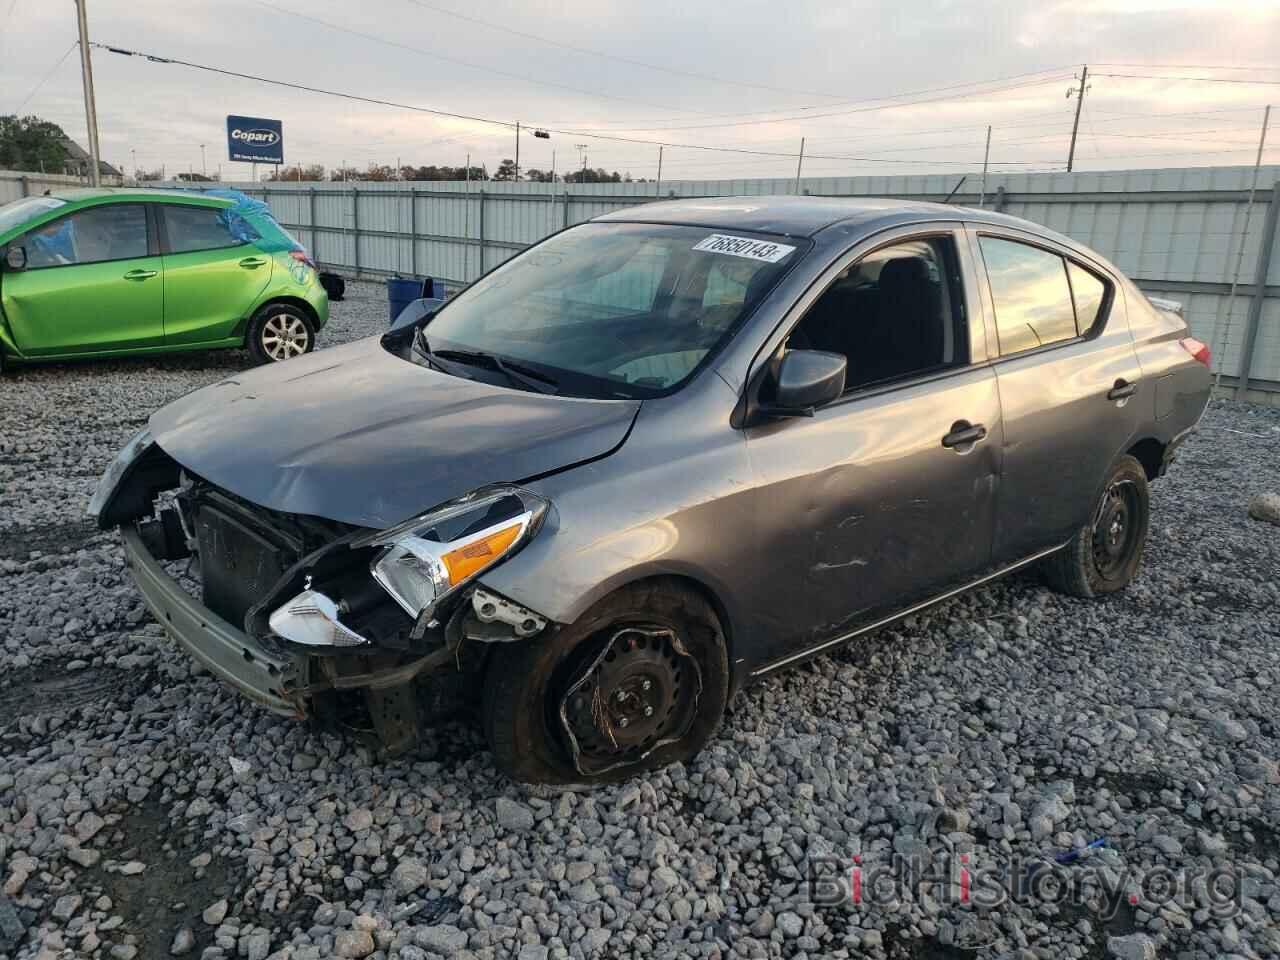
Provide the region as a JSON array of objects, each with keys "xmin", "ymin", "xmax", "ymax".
[{"xmin": 122, "ymin": 527, "xmax": 305, "ymax": 718}]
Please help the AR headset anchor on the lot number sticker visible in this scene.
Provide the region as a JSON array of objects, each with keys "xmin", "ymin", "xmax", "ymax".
[{"xmin": 692, "ymin": 234, "xmax": 795, "ymax": 263}]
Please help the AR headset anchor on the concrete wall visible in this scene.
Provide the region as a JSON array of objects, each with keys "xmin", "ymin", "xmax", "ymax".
[{"xmin": 3, "ymin": 165, "xmax": 1279, "ymax": 399}]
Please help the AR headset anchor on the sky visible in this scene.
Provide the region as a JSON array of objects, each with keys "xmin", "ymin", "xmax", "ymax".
[{"xmin": 1, "ymin": 0, "xmax": 1278, "ymax": 183}]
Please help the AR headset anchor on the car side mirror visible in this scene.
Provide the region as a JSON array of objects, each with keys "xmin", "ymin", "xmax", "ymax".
[
  {"xmin": 4, "ymin": 245, "xmax": 26, "ymax": 271},
  {"xmin": 761, "ymin": 349, "xmax": 846, "ymax": 418}
]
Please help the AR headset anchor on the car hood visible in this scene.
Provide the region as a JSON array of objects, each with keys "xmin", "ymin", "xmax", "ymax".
[{"xmin": 149, "ymin": 337, "xmax": 640, "ymax": 528}]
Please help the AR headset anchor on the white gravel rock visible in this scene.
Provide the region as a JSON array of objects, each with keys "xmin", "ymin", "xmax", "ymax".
[
  {"xmin": 1, "ymin": 287, "xmax": 1277, "ymax": 960},
  {"xmin": 1247, "ymin": 491, "xmax": 1280, "ymax": 524}
]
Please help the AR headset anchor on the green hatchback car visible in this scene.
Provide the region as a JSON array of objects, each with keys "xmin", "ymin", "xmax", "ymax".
[{"xmin": 0, "ymin": 188, "xmax": 328, "ymax": 372}]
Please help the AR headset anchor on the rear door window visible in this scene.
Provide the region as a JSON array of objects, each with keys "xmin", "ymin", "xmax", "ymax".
[
  {"xmin": 978, "ymin": 236, "xmax": 1077, "ymax": 355},
  {"xmin": 1066, "ymin": 261, "xmax": 1107, "ymax": 332},
  {"xmin": 24, "ymin": 204, "xmax": 148, "ymax": 268},
  {"xmin": 163, "ymin": 205, "xmax": 254, "ymax": 254}
]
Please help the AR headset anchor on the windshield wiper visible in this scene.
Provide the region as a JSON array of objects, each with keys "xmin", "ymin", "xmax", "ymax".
[
  {"xmin": 433, "ymin": 348, "xmax": 559, "ymax": 395},
  {"xmin": 413, "ymin": 329, "xmax": 448, "ymax": 373}
]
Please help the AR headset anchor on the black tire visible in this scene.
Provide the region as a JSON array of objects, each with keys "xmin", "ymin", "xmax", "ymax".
[
  {"xmin": 482, "ymin": 579, "xmax": 729, "ymax": 785},
  {"xmin": 247, "ymin": 303, "xmax": 316, "ymax": 365},
  {"xmin": 1042, "ymin": 454, "xmax": 1150, "ymax": 598}
]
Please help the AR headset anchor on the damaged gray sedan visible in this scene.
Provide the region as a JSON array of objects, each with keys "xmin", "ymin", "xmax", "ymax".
[{"xmin": 92, "ymin": 197, "xmax": 1211, "ymax": 784}]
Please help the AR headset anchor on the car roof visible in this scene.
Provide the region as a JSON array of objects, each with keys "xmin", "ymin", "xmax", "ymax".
[
  {"xmin": 591, "ymin": 194, "xmax": 1054, "ymax": 240},
  {"xmin": 48, "ymin": 187, "xmax": 234, "ymax": 207}
]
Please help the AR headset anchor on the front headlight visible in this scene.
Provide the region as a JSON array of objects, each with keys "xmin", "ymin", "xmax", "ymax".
[
  {"xmin": 87, "ymin": 427, "xmax": 153, "ymax": 520},
  {"xmin": 354, "ymin": 485, "xmax": 549, "ymax": 620}
]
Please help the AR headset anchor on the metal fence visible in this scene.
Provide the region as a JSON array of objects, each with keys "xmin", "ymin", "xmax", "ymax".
[{"xmin": 3, "ymin": 165, "xmax": 1279, "ymax": 401}]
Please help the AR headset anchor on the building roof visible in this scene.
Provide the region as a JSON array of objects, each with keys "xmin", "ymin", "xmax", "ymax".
[{"xmin": 58, "ymin": 138, "xmax": 121, "ymax": 178}]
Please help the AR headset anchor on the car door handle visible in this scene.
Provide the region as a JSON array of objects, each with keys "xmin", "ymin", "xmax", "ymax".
[
  {"xmin": 1107, "ymin": 379, "xmax": 1138, "ymax": 402},
  {"xmin": 122, "ymin": 269, "xmax": 157, "ymax": 280},
  {"xmin": 941, "ymin": 421, "xmax": 987, "ymax": 449},
  {"xmin": 238, "ymin": 257, "xmax": 267, "ymax": 268}
]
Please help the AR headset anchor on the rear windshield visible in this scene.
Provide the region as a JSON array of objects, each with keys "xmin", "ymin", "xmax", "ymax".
[
  {"xmin": 419, "ymin": 222, "xmax": 805, "ymax": 398},
  {"xmin": 0, "ymin": 196, "xmax": 66, "ymax": 235}
]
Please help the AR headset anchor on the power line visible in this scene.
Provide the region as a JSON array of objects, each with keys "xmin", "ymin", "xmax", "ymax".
[
  {"xmin": 11, "ymin": 40, "xmax": 78, "ymax": 115},
  {"xmin": 92, "ymin": 43, "xmax": 1047, "ymax": 165},
  {"xmin": 247, "ymin": 0, "xmax": 710, "ymax": 115},
  {"xmin": 402, "ymin": 0, "xmax": 854, "ymax": 102},
  {"xmin": 551, "ymin": 74, "xmax": 1076, "ymax": 133},
  {"xmin": 1093, "ymin": 61, "xmax": 1280, "ymax": 73},
  {"xmin": 1094, "ymin": 72, "xmax": 1280, "ymax": 86}
]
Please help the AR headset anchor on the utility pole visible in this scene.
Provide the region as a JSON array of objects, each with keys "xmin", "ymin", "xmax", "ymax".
[
  {"xmin": 978, "ymin": 125, "xmax": 992, "ymax": 207},
  {"xmin": 130, "ymin": 148, "xmax": 136, "ymax": 182},
  {"xmin": 200, "ymin": 143, "xmax": 207, "ymax": 178},
  {"xmin": 74, "ymin": 0, "xmax": 102, "ymax": 187},
  {"xmin": 575, "ymin": 144, "xmax": 588, "ymax": 185},
  {"xmin": 794, "ymin": 137, "xmax": 805, "ymax": 194},
  {"xmin": 655, "ymin": 145, "xmax": 663, "ymax": 198},
  {"xmin": 514, "ymin": 121, "xmax": 520, "ymax": 182},
  {"xmin": 1066, "ymin": 64, "xmax": 1089, "ymax": 174},
  {"xmin": 1213, "ymin": 103, "xmax": 1271, "ymax": 394}
]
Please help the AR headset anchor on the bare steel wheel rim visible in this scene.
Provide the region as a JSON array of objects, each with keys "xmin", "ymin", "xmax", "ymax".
[
  {"xmin": 261, "ymin": 313, "xmax": 310, "ymax": 361},
  {"xmin": 557, "ymin": 624, "xmax": 702, "ymax": 778},
  {"xmin": 1091, "ymin": 479, "xmax": 1139, "ymax": 578}
]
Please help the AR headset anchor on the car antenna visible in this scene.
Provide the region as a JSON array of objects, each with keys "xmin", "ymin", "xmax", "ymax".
[{"xmin": 943, "ymin": 175, "xmax": 967, "ymax": 204}]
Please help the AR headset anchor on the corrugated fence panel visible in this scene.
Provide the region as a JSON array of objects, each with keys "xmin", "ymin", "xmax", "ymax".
[{"xmin": 3, "ymin": 166, "xmax": 1279, "ymax": 390}]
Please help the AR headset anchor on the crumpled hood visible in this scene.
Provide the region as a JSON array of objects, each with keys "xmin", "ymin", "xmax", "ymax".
[{"xmin": 149, "ymin": 337, "xmax": 639, "ymax": 528}]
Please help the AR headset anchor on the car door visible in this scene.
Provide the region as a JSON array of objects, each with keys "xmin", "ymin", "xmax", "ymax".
[
  {"xmin": 157, "ymin": 203, "xmax": 273, "ymax": 345},
  {"xmin": 743, "ymin": 225, "xmax": 1002, "ymax": 670},
  {"xmin": 1, "ymin": 202, "xmax": 164, "ymax": 356},
  {"xmin": 967, "ymin": 226, "xmax": 1145, "ymax": 563}
]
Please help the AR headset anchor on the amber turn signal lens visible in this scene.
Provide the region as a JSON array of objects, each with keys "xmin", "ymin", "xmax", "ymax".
[{"xmin": 441, "ymin": 523, "xmax": 523, "ymax": 585}]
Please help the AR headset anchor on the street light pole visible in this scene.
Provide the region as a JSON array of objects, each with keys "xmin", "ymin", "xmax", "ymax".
[{"xmin": 74, "ymin": 0, "xmax": 102, "ymax": 187}]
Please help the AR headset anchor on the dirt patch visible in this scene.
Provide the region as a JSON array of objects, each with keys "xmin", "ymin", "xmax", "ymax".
[
  {"xmin": 79, "ymin": 797, "xmax": 234, "ymax": 959},
  {"xmin": 0, "ymin": 665, "xmax": 138, "ymax": 724},
  {"xmin": 0, "ymin": 519, "xmax": 102, "ymax": 562}
]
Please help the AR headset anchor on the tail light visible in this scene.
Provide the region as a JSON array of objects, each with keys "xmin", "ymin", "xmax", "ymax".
[
  {"xmin": 1180, "ymin": 337, "xmax": 1211, "ymax": 367},
  {"xmin": 290, "ymin": 249, "xmax": 317, "ymax": 270}
]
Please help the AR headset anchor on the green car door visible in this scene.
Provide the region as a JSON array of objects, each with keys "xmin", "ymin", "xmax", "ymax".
[
  {"xmin": 2, "ymin": 202, "xmax": 165, "ymax": 356},
  {"xmin": 158, "ymin": 202, "xmax": 273, "ymax": 345}
]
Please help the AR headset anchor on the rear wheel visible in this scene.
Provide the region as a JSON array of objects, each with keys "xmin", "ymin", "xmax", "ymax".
[
  {"xmin": 482, "ymin": 580, "xmax": 729, "ymax": 785},
  {"xmin": 247, "ymin": 304, "xmax": 316, "ymax": 365},
  {"xmin": 1043, "ymin": 454, "xmax": 1149, "ymax": 598}
]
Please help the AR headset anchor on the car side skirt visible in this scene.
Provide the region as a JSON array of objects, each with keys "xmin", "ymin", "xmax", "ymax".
[
  {"xmin": 751, "ymin": 540, "xmax": 1069, "ymax": 678},
  {"xmin": 2, "ymin": 337, "xmax": 244, "ymax": 364}
]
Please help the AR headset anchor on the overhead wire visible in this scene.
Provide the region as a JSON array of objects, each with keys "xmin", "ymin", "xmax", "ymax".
[
  {"xmin": 246, "ymin": 0, "xmax": 713, "ymax": 115},
  {"xmin": 11, "ymin": 40, "xmax": 78, "ymax": 115},
  {"xmin": 90, "ymin": 43, "xmax": 1048, "ymax": 166}
]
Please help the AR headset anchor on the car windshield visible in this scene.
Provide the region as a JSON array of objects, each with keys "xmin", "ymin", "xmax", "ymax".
[
  {"xmin": 0, "ymin": 196, "xmax": 66, "ymax": 235},
  {"xmin": 419, "ymin": 222, "xmax": 804, "ymax": 399}
]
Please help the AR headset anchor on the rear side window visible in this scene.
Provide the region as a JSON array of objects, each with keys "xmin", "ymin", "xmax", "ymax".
[
  {"xmin": 164, "ymin": 205, "xmax": 255, "ymax": 254},
  {"xmin": 979, "ymin": 237, "xmax": 1077, "ymax": 355},
  {"xmin": 1067, "ymin": 261, "xmax": 1107, "ymax": 331},
  {"xmin": 25, "ymin": 204, "xmax": 148, "ymax": 268}
]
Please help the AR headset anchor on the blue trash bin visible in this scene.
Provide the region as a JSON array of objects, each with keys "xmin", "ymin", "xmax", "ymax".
[
  {"xmin": 387, "ymin": 277, "xmax": 426, "ymax": 325},
  {"xmin": 387, "ymin": 277, "xmax": 445, "ymax": 325}
]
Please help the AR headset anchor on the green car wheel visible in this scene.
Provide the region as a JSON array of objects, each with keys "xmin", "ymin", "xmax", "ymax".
[{"xmin": 248, "ymin": 304, "xmax": 316, "ymax": 365}]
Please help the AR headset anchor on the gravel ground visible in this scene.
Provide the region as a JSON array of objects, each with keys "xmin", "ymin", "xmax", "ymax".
[{"xmin": 1, "ymin": 282, "xmax": 1278, "ymax": 960}]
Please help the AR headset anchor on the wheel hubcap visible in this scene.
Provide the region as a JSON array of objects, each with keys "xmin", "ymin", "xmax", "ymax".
[
  {"xmin": 558, "ymin": 625, "xmax": 702, "ymax": 777},
  {"xmin": 1092, "ymin": 480, "xmax": 1138, "ymax": 577},
  {"xmin": 261, "ymin": 314, "xmax": 310, "ymax": 361}
]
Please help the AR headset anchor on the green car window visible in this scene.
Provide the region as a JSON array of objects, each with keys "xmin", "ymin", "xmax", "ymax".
[
  {"xmin": 26, "ymin": 204, "xmax": 147, "ymax": 269},
  {"xmin": 0, "ymin": 195, "xmax": 66, "ymax": 234},
  {"xmin": 164, "ymin": 205, "xmax": 255, "ymax": 254}
]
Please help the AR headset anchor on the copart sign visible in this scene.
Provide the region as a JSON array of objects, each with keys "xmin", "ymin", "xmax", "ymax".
[{"xmin": 227, "ymin": 115, "xmax": 284, "ymax": 164}]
